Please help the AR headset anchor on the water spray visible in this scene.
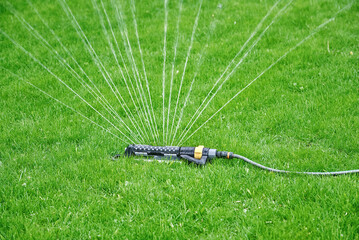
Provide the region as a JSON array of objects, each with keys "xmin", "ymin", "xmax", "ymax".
[{"xmin": 117, "ymin": 144, "xmax": 359, "ymax": 176}]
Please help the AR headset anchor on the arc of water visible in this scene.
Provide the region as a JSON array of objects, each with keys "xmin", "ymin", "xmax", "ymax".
[
  {"xmin": 93, "ymin": 0, "xmax": 150, "ymax": 142},
  {"xmin": 162, "ymin": 0, "xmax": 169, "ymax": 145},
  {"xmin": 170, "ymin": 20, "xmax": 217, "ymax": 145},
  {"xmin": 111, "ymin": 0, "xmax": 154, "ymax": 143},
  {"xmin": 178, "ymin": 5, "xmax": 350, "ymax": 145},
  {"xmin": 26, "ymin": 0, "xmax": 129, "ymax": 137},
  {"xmin": 165, "ymin": 0, "xmax": 183, "ymax": 145},
  {"xmin": 175, "ymin": 0, "xmax": 282, "ymax": 143},
  {"xmin": 169, "ymin": 0, "xmax": 203, "ymax": 143},
  {"xmin": 176, "ymin": 0, "xmax": 290, "ymax": 145},
  {"xmin": 2, "ymin": 68, "xmax": 125, "ymax": 142},
  {"xmin": 59, "ymin": 0, "xmax": 145, "ymax": 143},
  {"xmin": 1, "ymin": 29, "xmax": 137, "ymax": 143},
  {"xmin": 113, "ymin": 1, "xmax": 158, "ymax": 143},
  {"xmin": 170, "ymin": 56, "xmax": 203, "ymax": 145},
  {"xmin": 6, "ymin": 2, "xmax": 143, "ymax": 143},
  {"xmin": 130, "ymin": 0, "xmax": 160, "ymax": 143}
]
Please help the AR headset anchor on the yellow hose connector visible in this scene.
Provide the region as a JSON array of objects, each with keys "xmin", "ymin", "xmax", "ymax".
[{"xmin": 194, "ymin": 145, "xmax": 204, "ymax": 159}]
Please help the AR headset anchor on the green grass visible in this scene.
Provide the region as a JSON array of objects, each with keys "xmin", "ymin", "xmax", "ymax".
[{"xmin": 1, "ymin": 0, "xmax": 359, "ymax": 239}]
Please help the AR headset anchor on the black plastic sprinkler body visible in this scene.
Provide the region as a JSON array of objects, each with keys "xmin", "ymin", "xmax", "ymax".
[
  {"xmin": 123, "ymin": 144, "xmax": 227, "ymax": 165},
  {"xmin": 120, "ymin": 144, "xmax": 359, "ymax": 176}
]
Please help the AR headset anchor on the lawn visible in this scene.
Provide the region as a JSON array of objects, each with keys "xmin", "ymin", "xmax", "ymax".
[{"xmin": 0, "ymin": 0, "xmax": 358, "ymax": 239}]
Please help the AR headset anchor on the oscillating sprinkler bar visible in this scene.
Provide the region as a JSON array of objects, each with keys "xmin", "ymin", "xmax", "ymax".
[
  {"xmin": 121, "ymin": 144, "xmax": 359, "ymax": 175},
  {"xmin": 124, "ymin": 144, "xmax": 228, "ymax": 165}
]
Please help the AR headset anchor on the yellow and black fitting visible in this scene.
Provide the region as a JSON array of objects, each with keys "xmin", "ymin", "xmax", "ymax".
[{"xmin": 194, "ymin": 145, "xmax": 204, "ymax": 159}]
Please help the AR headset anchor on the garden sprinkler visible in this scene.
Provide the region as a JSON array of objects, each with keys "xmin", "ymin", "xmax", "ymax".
[
  {"xmin": 116, "ymin": 144, "xmax": 359, "ymax": 176},
  {"xmin": 122, "ymin": 144, "xmax": 223, "ymax": 165}
]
